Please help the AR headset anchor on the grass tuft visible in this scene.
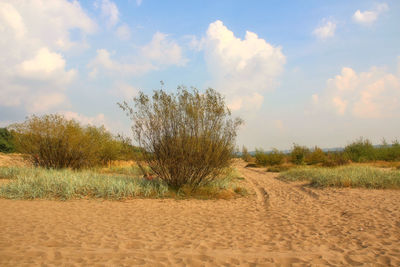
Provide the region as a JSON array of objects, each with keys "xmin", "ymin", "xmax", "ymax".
[{"xmin": 279, "ymin": 165, "xmax": 400, "ymax": 189}]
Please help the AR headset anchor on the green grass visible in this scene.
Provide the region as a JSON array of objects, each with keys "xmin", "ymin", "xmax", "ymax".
[
  {"xmin": 0, "ymin": 166, "xmax": 245, "ymax": 200},
  {"xmin": 279, "ymin": 165, "xmax": 400, "ymax": 189}
]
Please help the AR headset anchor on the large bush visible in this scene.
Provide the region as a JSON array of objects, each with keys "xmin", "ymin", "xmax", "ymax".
[
  {"xmin": 344, "ymin": 137, "xmax": 376, "ymax": 162},
  {"xmin": 119, "ymin": 87, "xmax": 242, "ymax": 190},
  {"xmin": 10, "ymin": 114, "xmax": 122, "ymax": 169},
  {"xmin": 0, "ymin": 128, "xmax": 15, "ymax": 153}
]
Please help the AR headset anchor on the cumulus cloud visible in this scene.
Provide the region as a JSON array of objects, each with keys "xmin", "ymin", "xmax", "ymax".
[
  {"xmin": 0, "ymin": 0, "xmax": 96, "ymax": 113},
  {"xmin": 88, "ymin": 32, "xmax": 187, "ymax": 76},
  {"xmin": 353, "ymin": 3, "xmax": 388, "ymax": 25},
  {"xmin": 96, "ymin": 0, "xmax": 119, "ymax": 28},
  {"xmin": 200, "ymin": 20, "xmax": 285, "ymax": 111},
  {"xmin": 141, "ymin": 32, "xmax": 188, "ymax": 66},
  {"xmin": 313, "ymin": 64, "xmax": 400, "ymax": 118},
  {"xmin": 313, "ymin": 20, "xmax": 336, "ymax": 40}
]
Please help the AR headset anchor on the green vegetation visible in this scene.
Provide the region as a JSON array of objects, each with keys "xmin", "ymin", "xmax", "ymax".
[
  {"xmin": 119, "ymin": 86, "xmax": 242, "ymax": 190},
  {"xmin": 241, "ymin": 146, "xmax": 253, "ymax": 162},
  {"xmin": 0, "ymin": 128, "xmax": 15, "ymax": 153},
  {"xmin": 290, "ymin": 144, "xmax": 310, "ymax": 165},
  {"xmin": 9, "ymin": 114, "xmax": 137, "ymax": 169},
  {"xmin": 0, "ymin": 166, "xmax": 245, "ymax": 200},
  {"xmin": 255, "ymin": 148, "xmax": 285, "ymax": 166},
  {"xmin": 279, "ymin": 166, "xmax": 400, "ymax": 189}
]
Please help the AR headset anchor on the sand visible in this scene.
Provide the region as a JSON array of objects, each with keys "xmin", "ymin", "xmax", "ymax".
[{"xmin": 0, "ymin": 161, "xmax": 399, "ymax": 266}]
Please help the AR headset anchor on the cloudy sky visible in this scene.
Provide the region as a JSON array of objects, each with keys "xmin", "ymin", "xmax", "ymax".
[{"xmin": 1, "ymin": 0, "xmax": 399, "ymax": 150}]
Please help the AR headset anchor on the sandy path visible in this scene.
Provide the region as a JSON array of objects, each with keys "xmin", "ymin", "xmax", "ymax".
[{"xmin": 1, "ymin": 162, "xmax": 399, "ymax": 266}]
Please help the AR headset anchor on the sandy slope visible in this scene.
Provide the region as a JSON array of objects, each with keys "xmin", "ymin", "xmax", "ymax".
[{"xmin": 0, "ymin": 161, "xmax": 399, "ymax": 266}]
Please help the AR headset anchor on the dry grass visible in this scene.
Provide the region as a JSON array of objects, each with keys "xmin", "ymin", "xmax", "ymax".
[{"xmin": 0, "ymin": 153, "xmax": 30, "ymax": 167}]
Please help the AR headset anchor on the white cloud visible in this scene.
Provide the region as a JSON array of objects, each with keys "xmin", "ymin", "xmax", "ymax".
[
  {"xmin": 313, "ymin": 64, "xmax": 400, "ymax": 118},
  {"xmin": 313, "ymin": 20, "xmax": 336, "ymax": 40},
  {"xmin": 141, "ymin": 32, "xmax": 187, "ymax": 66},
  {"xmin": 97, "ymin": 0, "xmax": 119, "ymax": 28},
  {"xmin": 116, "ymin": 24, "xmax": 131, "ymax": 40},
  {"xmin": 0, "ymin": 0, "xmax": 95, "ymax": 113},
  {"xmin": 88, "ymin": 32, "xmax": 187, "ymax": 76},
  {"xmin": 200, "ymin": 20, "xmax": 285, "ymax": 111},
  {"xmin": 62, "ymin": 111, "xmax": 107, "ymax": 127},
  {"xmin": 136, "ymin": 0, "xmax": 143, "ymax": 6},
  {"xmin": 353, "ymin": 3, "xmax": 388, "ymax": 25}
]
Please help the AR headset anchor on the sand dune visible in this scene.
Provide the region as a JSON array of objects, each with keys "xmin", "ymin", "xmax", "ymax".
[{"xmin": 1, "ymin": 161, "xmax": 399, "ymax": 266}]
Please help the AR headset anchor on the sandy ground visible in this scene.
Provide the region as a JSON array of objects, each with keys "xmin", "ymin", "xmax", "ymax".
[{"xmin": 0, "ymin": 161, "xmax": 399, "ymax": 266}]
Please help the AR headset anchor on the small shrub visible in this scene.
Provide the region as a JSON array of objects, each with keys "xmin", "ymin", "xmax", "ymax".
[
  {"xmin": 266, "ymin": 165, "xmax": 291, "ymax": 172},
  {"xmin": 290, "ymin": 144, "xmax": 310, "ymax": 165},
  {"xmin": 241, "ymin": 146, "xmax": 253, "ymax": 162}
]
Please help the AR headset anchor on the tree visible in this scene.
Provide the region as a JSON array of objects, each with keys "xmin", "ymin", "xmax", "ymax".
[{"xmin": 119, "ymin": 86, "xmax": 243, "ymax": 190}]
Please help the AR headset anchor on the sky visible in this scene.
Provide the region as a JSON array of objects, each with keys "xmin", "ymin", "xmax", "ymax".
[{"xmin": 0, "ymin": 0, "xmax": 399, "ymax": 150}]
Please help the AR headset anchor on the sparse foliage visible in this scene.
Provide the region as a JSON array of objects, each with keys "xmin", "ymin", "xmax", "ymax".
[{"xmin": 119, "ymin": 86, "xmax": 242, "ymax": 190}]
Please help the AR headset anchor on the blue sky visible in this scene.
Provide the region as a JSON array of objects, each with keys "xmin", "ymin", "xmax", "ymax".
[{"xmin": 1, "ymin": 0, "xmax": 399, "ymax": 150}]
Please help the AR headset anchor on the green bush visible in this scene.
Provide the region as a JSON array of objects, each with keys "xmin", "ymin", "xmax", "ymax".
[
  {"xmin": 305, "ymin": 146, "xmax": 326, "ymax": 165},
  {"xmin": 119, "ymin": 87, "xmax": 243, "ymax": 190},
  {"xmin": 344, "ymin": 137, "xmax": 376, "ymax": 162},
  {"xmin": 10, "ymin": 114, "xmax": 124, "ymax": 169},
  {"xmin": 290, "ymin": 144, "xmax": 310, "ymax": 165},
  {"xmin": 255, "ymin": 148, "xmax": 285, "ymax": 166},
  {"xmin": 0, "ymin": 128, "xmax": 15, "ymax": 153},
  {"xmin": 374, "ymin": 139, "xmax": 400, "ymax": 162}
]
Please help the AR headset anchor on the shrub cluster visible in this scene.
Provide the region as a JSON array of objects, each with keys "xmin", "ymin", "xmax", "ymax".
[
  {"xmin": 343, "ymin": 137, "xmax": 400, "ymax": 162},
  {"xmin": 9, "ymin": 114, "xmax": 128, "ymax": 169},
  {"xmin": 255, "ymin": 148, "xmax": 285, "ymax": 166}
]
